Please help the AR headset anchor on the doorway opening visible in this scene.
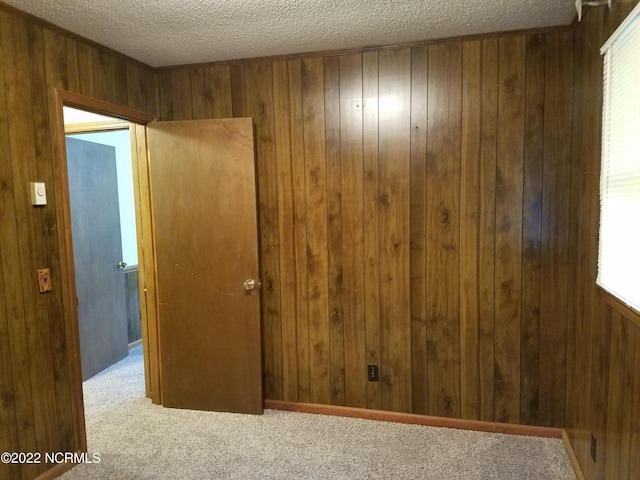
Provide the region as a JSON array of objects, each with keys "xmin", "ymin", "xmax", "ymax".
[
  {"xmin": 51, "ymin": 89, "xmax": 161, "ymax": 453},
  {"xmin": 64, "ymin": 107, "xmax": 142, "ymax": 382}
]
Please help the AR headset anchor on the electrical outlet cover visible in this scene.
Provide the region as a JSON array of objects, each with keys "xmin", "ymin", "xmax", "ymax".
[{"xmin": 37, "ymin": 268, "xmax": 52, "ymax": 293}]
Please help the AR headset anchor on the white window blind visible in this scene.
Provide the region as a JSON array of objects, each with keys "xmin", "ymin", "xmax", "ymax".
[{"xmin": 598, "ymin": 2, "xmax": 640, "ymax": 313}]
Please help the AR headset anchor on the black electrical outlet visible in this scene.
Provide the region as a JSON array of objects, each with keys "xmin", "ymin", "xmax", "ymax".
[
  {"xmin": 367, "ymin": 364, "xmax": 379, "ymax": 382},
  {"xmin": 590, "ymin": 433, "xmax": 597, "ymax": 462}
]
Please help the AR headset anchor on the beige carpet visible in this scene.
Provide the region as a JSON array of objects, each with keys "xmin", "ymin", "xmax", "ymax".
[{"xmin": 60, "ymin": 347, "xmax": 576, "ymax": 479}]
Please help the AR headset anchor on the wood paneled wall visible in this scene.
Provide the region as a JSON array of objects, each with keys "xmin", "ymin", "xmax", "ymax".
[
  {"xmin": 0, "ymin": 5, "xmax": 157, "ymax": 479},
  {"xmin": 2, "ymin": 1, "xmax": 638, "ymax": 479},
  {"xmin": 565, "ymin": 1, "xmax": 640, "ymax": 480},
  {"xmin": 157, "ymin": 30, "xmax": 575, "ymax": 427}
]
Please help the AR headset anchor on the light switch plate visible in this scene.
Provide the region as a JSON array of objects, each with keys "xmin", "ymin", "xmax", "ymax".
[{"xmin": 30, "ymin": 182, "xmax": 47, "ymax": 206}]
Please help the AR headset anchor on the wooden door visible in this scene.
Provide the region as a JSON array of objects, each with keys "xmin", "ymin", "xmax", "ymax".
[
  {"xmin": 66, "ymin": 137, "xmax": 129, "ymax": 381},
  {"xmin": 147, "ymin": 118, "xmax": 262, "ymax": 414}
]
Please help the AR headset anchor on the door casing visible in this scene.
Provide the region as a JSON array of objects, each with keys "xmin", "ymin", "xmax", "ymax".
[{"xmin": 51, "ymin": 89, "xmax": 159, "ymax": 452}]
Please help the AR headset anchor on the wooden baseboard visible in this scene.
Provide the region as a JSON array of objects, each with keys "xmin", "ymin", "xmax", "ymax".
[
  {"xmin": 562, "ymin": 430, "xmax": 586, "ymax": 480},
  {"xmin": 265, "ymin": 400, "xmax": 563, "ymax": 439},
  {"xmin": 128, "ymin": 338, "xmax": 143, "ymax": 350},
  {"xmin": 34, "ymin": 461, "xmax": 76, "ymax": 480}
]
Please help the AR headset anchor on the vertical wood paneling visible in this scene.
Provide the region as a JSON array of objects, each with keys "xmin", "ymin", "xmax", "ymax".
[
  {"xmin": 230, "ymin": 64, "xmax": 246, "ymax": 117},
  {"xmin": 565, "ymin": 11, "xmax": 593, "ymax": 465},
  {"xmin": 426, "ymin": 42, "xmax": 462, "ymax": 418},
  {"xmin": 189, "ymin": 67, "xmax": 206, "ymax": 120},
  {"xmin": 272, "ymin": 60, "xmax": 299, "ymax": 402},
  {"xmin": 153, "ymin": 28, "xmax": 601, "ymax": 433},
  {"xmin": 520, "ymin": 33, "xmax": 544, "ymax": 426},
  {"xmin": 604, "ymin": 314, "xmax": 635, "ymax": 480},
  {"xmin": 43, "ymin": 28, "xmax": 86, "ymax": 454},
  {"xmin": 0, "ymin": 269, "xmax": 19, "ymax": 480},
  {"xmin": 288, "ymin": 59, "xmax": 311, "ymax": 403},
  {"xmin": 204, "ymin": 64, "xmax": 233, "ymax": 118},
  {"xmin": 324, "ymin": 55, "xmax": 345, "ymax": 405},
  {"xmin": 0, "ymin": 16, "xmax": 21, "ymax": 480},
  {"xmin": 378, "ymin": 48, "xmax": 412, "ymax": 413},
  {"xmin": 92, "ymin": 50, "xmax": 121, "ymax": 104},
  {"xmin": 170, "ymin": 69, "xmax": 193, "ymax": 120},
  {"xmin": 1, "ymin": 14, "xmax": 46, "ymax": 479},
  {"xmin": 301, "ymin": 57, "xmax": 331, "ymax": 405},
  {"xmin": 126, "ymin": 63, "xmax": 157, "ymax": 114},
  {"xmin": 563, "ymin": 4, "xmax": 640, "ymax": 479},
  {"xmin": 156, "ymin": 71, "xmax": 173, "ymax": 121},
  {"xmin": 494, "ymin": 36, "xmax": 525, "ymax": 424},
  {"xmin": 585, "ymin": 6, "xmax": 625, "ymax": 480},
  {"xmin": 0, "ymin": 6, "xmax": 160, "ymax": 478},
  {"xmin": 409, "ymin": 45, "xmax": 428, "ymax": 415},
  {"xmin": 587, "ymin": 300, "xmax": 613, "ymax": 480},
  {"xmin": 567, "ymin": 2, "xmax": 607, "ymax": 469},
  {"xmin": 65, "ymin": 38, "xmax": 79, "ymax": 93},
  {"xmin": 459, "ymin": 40, "xmax": 482, "ymax": 420},
  {"xmin": 13, "ymin": 4, "xmax": 640, "ymax": 477},
  {"xmin": 75, "ymin": 42, "xmax": 94, "ymax": 97},
  {"xmin": 629, "ymin": 331, "xmax": 640, "ymax": 480},
  {"xmin": 538, "ymin": 31, "xmax": 573, "ymax": 428},
  {"xmin": 244, "ymin": 62, "xmax": 283, "ymax": 400},
  {"xmin": 339, "ymin": 53, "xmax": 366, "ymax": 408},
  {"xmin": 478, "ymin": 38, "xmax": 498, "ymax": 422},
  {"xmin": 362, "ymin": 51, "xmax": 381, "ymax": 410},
  {"xmin": 31, "ymin": 24, "xmax": 71, "ymax": 453}
]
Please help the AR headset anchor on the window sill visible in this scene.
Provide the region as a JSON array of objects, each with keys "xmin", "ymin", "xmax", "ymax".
[{"xmin": 597, "ymin": 286, "xmax": 640, "ymax": 329}]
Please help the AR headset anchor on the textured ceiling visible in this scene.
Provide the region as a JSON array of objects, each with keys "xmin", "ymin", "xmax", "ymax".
[{"xmin": 2, "ymin": 0, "xmax": 576, "ymax": 67}]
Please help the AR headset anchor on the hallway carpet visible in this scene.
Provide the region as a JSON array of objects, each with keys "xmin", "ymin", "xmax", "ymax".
[{"xmin": 60, "ymin": 347, "xmax": 576, "ymax": 479}]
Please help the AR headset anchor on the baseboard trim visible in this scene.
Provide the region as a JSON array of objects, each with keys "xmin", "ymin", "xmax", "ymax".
[
  {"xmin": 128, "ymin": 338, "xmax": 143, "ymax": 350},
  {"xmin": 562, "ymin": 430, "xmax": 586, "ymax": 480},
  {"xmin": 34, "ymin": 461, "xmax": 76, "ymax": 480},
  {"xmin": 265, "ymin": 400, "xmax": 563, "ymax": 439}
]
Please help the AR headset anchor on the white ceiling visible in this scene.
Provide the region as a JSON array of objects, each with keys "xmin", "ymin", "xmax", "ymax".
[{"xmin": 3, "ymin": 0, "xmax": 577, "ymax": 68}]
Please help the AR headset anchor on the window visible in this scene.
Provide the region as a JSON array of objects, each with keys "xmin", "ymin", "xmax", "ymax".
[{"xmin": 598, "ymin": 2, "xmax": 640, "ymax": 315}]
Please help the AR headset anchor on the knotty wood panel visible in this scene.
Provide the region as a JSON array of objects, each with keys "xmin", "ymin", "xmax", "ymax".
[
  {"xmin": 244, "ymin": 61, "xmax": 284, "ymax": 400},
  {"xmin": 301, "ymin": 57, "xmax": 331, "ymax": 405},
  {"xmin": 0, "ymin": 4, "xmax": 158, "ymax": 478},
  {"xmin": 425, "ymin": 42, "xmax": 462, "ymax": 418},
  {"xmin": 378, "ymin": 48, "xmax": 412, "ymax": 413},
  {"xmin": 157, "ymin": 28, "xmax": 580, "ymax": 428}
]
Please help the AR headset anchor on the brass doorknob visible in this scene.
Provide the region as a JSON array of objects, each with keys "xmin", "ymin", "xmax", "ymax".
[{"xmin": 243, "ymin": 279, "xmax": 257, "ymax": 291}]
